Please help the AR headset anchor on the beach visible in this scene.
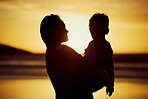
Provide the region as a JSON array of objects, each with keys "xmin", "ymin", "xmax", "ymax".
[
  {"xmin": 0, "ymin": 54, "xmax": 148, "ymax": 99},
  {"xmin": 0, "ymin": 77, "xmax": 148, "ymax": 99}
]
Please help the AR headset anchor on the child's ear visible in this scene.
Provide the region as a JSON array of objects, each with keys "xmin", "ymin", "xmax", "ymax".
[
  {"xmin": 105, "ymin": 28, "xmax": 109, "ymax": 34},
  {"xmin": 107, "ymin": 28, "xmax": 109, "ymax": 33}
]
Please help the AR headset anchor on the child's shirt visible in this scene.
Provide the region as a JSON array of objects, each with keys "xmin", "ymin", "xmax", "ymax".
[{"xmin": 84, "ymin": 38, "xmax": 114, "ymax": 86}]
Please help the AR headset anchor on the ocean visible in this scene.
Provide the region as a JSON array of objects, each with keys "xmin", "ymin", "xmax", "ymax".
[{"xmin": 0, "ymin": 54, "xmax": 148, "ymax": 99}]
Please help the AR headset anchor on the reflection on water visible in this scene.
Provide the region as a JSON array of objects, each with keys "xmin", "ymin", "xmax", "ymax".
[
  {"xmin": 0, "ymin": 79, "xmax": 55, "ymax": 99},
  {"xmin": 0, "ymin": 78, "xmax": 148, "ymax": 99},
  {"xmin": 93, "ymin": 80, "xmax": 148, "ymax": 99},
  {"xmin": 0, "ymin": 54, "xmax": 148, "ymax": 99}
]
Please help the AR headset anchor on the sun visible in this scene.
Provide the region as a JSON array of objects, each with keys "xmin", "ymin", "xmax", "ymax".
[{"xmin": 61, "ymin": 13, "xmax": 92, "ymax": 54}]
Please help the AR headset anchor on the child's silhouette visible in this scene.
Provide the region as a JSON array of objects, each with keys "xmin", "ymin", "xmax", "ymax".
[{"xmin": 84, "ymin": 13, "xmax": 114, "ymax": 97}]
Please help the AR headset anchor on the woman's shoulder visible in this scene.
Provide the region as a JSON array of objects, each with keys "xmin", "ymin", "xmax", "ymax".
[
  {"xmin": 47, "ymin": 45, "xmax": 82, "ymax": 59},
  {"xmin": 61, "ymin": 45, "xmax": 82, "ymax": 58}
]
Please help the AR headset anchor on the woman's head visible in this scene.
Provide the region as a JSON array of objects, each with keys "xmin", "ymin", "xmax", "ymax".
[{"xmin": 40, "ymin": 14, "xmax": 68, "ymax": 46}]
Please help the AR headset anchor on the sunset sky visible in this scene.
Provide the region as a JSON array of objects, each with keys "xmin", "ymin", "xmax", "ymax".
[{"xmin": 0, "ymin": 0, "xmax": 148, "ymax": 54}]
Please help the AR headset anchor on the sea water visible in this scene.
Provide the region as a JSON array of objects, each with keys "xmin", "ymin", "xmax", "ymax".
[{"xmin": 0, "ymin": 55, "xmax": 148, "ymax": 99}]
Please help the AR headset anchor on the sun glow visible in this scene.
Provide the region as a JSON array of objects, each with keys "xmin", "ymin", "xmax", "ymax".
[
  {"xmin": 0, "ymin": 0, "xmax": 148, "ymax": 54},
  {"xmin": 62, "ymin": 13, "xmax": 92, "ymax": 53}
]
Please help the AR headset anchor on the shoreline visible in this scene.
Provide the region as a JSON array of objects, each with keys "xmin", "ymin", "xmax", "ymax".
[{"xmin": 0, "ymin": 75, "xmax": 148, "ymax": 85}]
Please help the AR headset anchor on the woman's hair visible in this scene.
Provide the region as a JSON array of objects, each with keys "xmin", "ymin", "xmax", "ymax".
[{"xmin": 40, "ymin": 14, "xmax": 63, "ymax": 45}]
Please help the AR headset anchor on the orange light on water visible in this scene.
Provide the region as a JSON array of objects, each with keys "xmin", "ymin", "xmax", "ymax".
[{"xmin": 0, "ymin": 79, "xmax": 147, "ymax": 99}]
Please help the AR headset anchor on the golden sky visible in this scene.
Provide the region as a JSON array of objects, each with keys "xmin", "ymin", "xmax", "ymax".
[{"xmin": 0, "ymin": 0, "xmax": 148, "ymax": 54}]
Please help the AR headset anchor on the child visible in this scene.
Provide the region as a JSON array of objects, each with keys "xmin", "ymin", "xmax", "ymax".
[{"xmin": 84, "ymin": 13, "xmax": 114, "ymax": 97}]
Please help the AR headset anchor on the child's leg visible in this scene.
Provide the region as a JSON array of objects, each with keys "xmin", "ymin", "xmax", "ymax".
[
  {"xmin": 87, "ymin": 66, "xmax": 111, "ymax": 92},
  {"xmin": 92, "ymin": 66, "xmax": 111, "ymax": 85}
]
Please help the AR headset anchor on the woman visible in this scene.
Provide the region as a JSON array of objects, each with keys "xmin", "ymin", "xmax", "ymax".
[{"xmin": 40, "ymin": 14, "xmax": 93, "ymax": 99}]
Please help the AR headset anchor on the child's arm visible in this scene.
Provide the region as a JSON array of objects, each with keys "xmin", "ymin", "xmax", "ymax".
[
  {"xmin": 106, "ymin": 45, "xmax": 114, "ymax": 97},
  {"xmin": 94, "ymin": 40, "xmax": 114, "ymax": 96},
  {"xmin": 106, "ymin": 58, "xmax": 114, "ymax": 97}
]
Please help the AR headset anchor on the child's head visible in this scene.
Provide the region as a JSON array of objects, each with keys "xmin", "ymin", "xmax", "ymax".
[{"xmin": 89, "ymin": 13, "xmax": 109, "ymax": 39}]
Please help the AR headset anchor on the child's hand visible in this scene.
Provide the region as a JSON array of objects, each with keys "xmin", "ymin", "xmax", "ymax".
[{"xmin": 106, "ymin": 86, "xmax": 114, "ymax": 97}]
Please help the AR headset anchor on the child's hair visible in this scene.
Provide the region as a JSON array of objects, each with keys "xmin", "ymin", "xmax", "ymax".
[
  {"xmin": 89, "ymin": 13, "xmax": 109, "ymax": 28},
  {"xmin": 89, "ymin": 13, "xmax": 109, "ymax": 36}
]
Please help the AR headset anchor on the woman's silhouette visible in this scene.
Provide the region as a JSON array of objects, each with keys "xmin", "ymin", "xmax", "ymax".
[{"xmin": 40, "ymin": 14, "xmax": 93, "ymax": 99}]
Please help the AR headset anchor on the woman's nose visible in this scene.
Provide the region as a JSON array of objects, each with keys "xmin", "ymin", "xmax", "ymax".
[{"xmin": 66, "ymin": 29, "xmax": 68, "ymax": 33}]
